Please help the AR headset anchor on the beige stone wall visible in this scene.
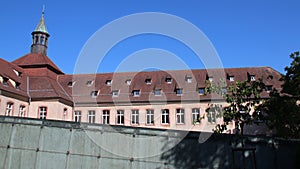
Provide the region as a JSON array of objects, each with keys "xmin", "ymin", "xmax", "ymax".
[
  {"xmin": 74, "ymin": 102, "xmax": 229, "ymax": 132},
  {"xmin": 0, "ymin": 95, "xmax": 29, "ymax": 117},
  {"xmin": 28, "ymin": 101, "xmax": 73, "ymax": 121}
]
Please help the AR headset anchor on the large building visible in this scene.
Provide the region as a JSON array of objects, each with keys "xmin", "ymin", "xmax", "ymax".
[{"xmin": 0, "ymin": 13, "xmax": 282, "ymax": 134}]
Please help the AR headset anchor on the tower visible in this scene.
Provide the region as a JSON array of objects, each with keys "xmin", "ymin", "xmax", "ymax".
[{"xmin": 30, "ymin": 7, "xmax": 50, "ymax": 56}]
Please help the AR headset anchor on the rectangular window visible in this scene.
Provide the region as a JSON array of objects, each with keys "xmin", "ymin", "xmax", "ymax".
[
  {"xmin": 198, "ymin": 88, "xmax": 205, "ymax": 95},
  {"xmin": 102, "ymin": 110, "xmax": 110, "ymax": 124},
  {"xmin": 117, "ymin": 110, "xmax": 124, "ymax": 125},
  {"xmin": 91, "ymin": 90, "xmax": 99, "ymax": 97},
  {"xmin": 229, "ymin": 76, "xmax": 234, "ymax": 82},
  {"xmin": 186, "ymin": 76, "xmax": 192, "ymax": 83},
  {"xmin": 125, "ymin": 79, "xmax": 131, "ymax": 85},
  {"xmin": 5, "ymin": 102, "xmax": 13, "ymax": 116},
  {"xmin": 166, "ymin": 77, "xmax": 172, "ymax": 84},
  {"xmin": 106, "ymin": 80, "xmax": 112, "ymax": 86},
  {"xmin": 146, "ymin": 109, "xmax": 154, "ymax": 125},
  {"xmin": 3, "ymin": 77, "xmax": 8, "ymax": 85},
  {"xmin": 131, "ymin": 109, "xmax": 139, "ymax": 125},
  {"xmin": 161, "ymin": 109, "xmax": 169, "ymax": 124},
  {"xmin": 266, "ymin": 85, "xmax": 272, "ymax": 92},
  {"xmin": 176, "ymin": 88, "xmax": 183, "ymax": 95},
  {"xmin": 15, "ymin": 82, "xmax": 20, "ymax": 89},
  {"xmin": 39, "ymin": 107, "xmax": 47, "ymax": 120},
  {"xmin": 68, "ymin": 81, "xmax": 75, "ymax": 87},
  {"xmin": 250, "ymin": 75, "xmax": 255, "ymax": 81},
  {"xmin": 88, "ymin": 110, "xmax": 96, "ymax": 124},
  {"xmin": 112, "ymin": 90, "xmax": 119, "ymax": 97},
  {"xmin": 176, "ymin": 108, "xmax": 185, "ymax": 124},
  {"xmin": 154, "ymin": 89, "xmax": 161, "ymax": 96},
  {"xmin": 133, "ymin": 90, "xmax": 140, "ymax": 97},
  {"xmin": 19, "ymin": 105, "xmax": 25, "ymax": 117},
  {"xmin": 145, "ymin": 78, "xmax": 152, "ymax": 85},
  {"xmin": 208, "ymin": 111, "xmax": 216, "ymax": 123},
  {"xmin": 192, "ymin": 108, "xmax": 200, "ymax": 123},
  {"xmin": 74, "ymin": 111, "xmax": 81, "ymax": 122},
  {"xmin": 86, "ymin": 80, "xmax": 93, "ymax": 86}
]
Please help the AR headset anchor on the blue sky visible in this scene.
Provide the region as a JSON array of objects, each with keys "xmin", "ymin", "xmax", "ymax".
[{"xmin": 0, "ymin": 0, "xmax": 299, "ymax": 74}]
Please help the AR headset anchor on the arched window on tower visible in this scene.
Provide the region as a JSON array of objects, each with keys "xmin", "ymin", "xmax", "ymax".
[
  {"xmin": 35, "ymin": 35, "xmax": 39, "ymax": 44},
  {"xmin": 40, "ymin": 36, "xmax": 45, "ymax": 45}
]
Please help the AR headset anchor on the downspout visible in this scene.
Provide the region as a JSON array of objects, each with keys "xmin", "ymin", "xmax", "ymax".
[{"xmin": 27, "ymin": 76, "xmax": 31, "ymax": 118}]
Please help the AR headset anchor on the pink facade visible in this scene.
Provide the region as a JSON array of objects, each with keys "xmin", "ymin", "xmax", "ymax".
[{"xmin": 0, "ymin": 13, "xmax": 282, "ymax": 135}]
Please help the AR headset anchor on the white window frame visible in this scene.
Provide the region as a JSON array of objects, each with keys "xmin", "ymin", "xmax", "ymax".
[
  {"xmin": 19, "ymin": 105, "xmax": 25, "ymax": 117},
  {"xmin": 146, "ymin": 109, "xmax": 154, "ymax": 125},
  {"xmin": 74, "ymin": 111, "xmax": 81, "ymax": 122},
  {"xmin": 39, "ymin": 107, "xmax": 47, "ymax": 120},
  {"xmin": 5, "ymin": 102, "xmax": 13, "ymax": 116},
  {"xmin": 208, "ymin": 110, "xmax": 216, "ymax": 123},
  {"xmin": 106, "ymin": 80, "xmax": 112, "ymax": 86},
  {"xmin": 192, "ymin": 108, "xmax": 200, "ymax": 124},
  {"xmin": 88, "ymin": 110, "xmax": 96, "ymax": 124},
  {"xmin": 161, "ymin": 109, "xmax": 169, "ymax": 124},
  {"xmin": 125, "ymin": 79, "xmax": 131, "ymax": 85},
  {"xmin": 166, "ymin": 77, "xmax": 172, "ymax": 84},
  {"xmin": 102, "ymin": 110, "xmax": 110, "ymax": 124},
  {"xmin": 131, "ymin": 109, "xmax": 139, "ymax": 125},
  {"xmin": 176, "ymin": 108, "xmax": 185, "ymax": 124},
  {"xmin": 116, "ymin": 110, "xmax": 124, "ymax": 125},
  {"xmin": 145, "ymin": 78, "xmax": 151, "ymax": 85},
  {"xmin": 229, "ymin": 76, "xmax": 234, "ymax": 82},
  {"xmin": 186, "ymin": 77, "xmax": 192, "ymax": 83}
]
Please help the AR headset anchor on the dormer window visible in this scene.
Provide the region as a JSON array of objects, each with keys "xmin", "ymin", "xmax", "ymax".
[
  {"xmin": 166, "ymin": 77, "xmax": 172, "ymax": 84},
  {"xmin": 86, "ymin": 80, "xmax": 93, "ymax": 86},
  {"xmin": 3, "ymin": 77, "xmax": 8, "ymax": 85},
  {"xmin": 186, "ymin": 76, "xmax": 192, "ymax": 83},
  {"xmin": 91, "ymin": 90, "xmax": 99, "ymax": 97},
  {"xmin": 67, "ymin": 81, "xmax": 75, "ymax": 87},
  {"xmin": 176, "ymin": 88, "xmax": 183, "ymax": 95},
  {"xmin": 133, "ymin": 90, "xmax": 140, "ymax": 97},
  {"xmin": 198, "ymin": 88, "xmax": 205, "ymax": 95},
  {"xmin": 208, "ymin": 76, "xmax": 213, "ymax": 82},
  {"xmin": 154, "ymin": 89, "xmax": 161, "ymax": 96},
  {"xmin": 106, "ymin": 80, "xmax": 112, "ymax": 86},
  {"xmin": 13, "ymin": 70, "xmax": 22, "ymax": 77},
  {"xmin": 250, "ymin": 75, "xmax": 255, "ymax": 81},
  {"xmin": 266, "ymin": 85, "xmax": 273, "ymax": 92},
  {"xmin": 125, "ymin": 79, "xmax": 131, "ymax": 85},
  {"xmin": 145, "ymin": 78, "xmax": 152, "ymax": 85},
  {"xmin": 112, "ymin": 90, "xmax": 119, "ymax": 97},
  {"xmin": 16, "ymin": 82, "xmax": 20, "ymax": 89},
  {"xmin": 229, "ymin": 76, "xmax": 234, "ymax": 82}
]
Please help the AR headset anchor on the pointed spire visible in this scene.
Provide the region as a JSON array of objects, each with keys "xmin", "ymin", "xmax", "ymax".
[{"xmin": 34, "ymin": 5, "xmax": 48, "ymax": 34}]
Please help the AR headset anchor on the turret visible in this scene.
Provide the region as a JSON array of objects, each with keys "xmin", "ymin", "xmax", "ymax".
[{"xmin": 30, "ymin": 8, "xmax": 50, "ymax": 55}]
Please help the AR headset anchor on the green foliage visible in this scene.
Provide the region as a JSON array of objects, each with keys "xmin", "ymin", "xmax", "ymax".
[
  {"xmin": 259, "ymin": 52, "xmax": 300, "ymax": 139},
  {"xmin": 206, "ymin": 78, "xmax": 265, "ymax": 135}
]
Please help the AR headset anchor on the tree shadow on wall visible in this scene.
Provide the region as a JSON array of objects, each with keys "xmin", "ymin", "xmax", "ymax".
[{"xmin": 160, "ymin": 131, "xmax": 233, "ymax": 169}]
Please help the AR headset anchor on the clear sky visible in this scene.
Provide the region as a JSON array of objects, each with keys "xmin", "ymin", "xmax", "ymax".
[{"xmin": 0, "ymin": 0, "xmax": 299, "ymax": 74}]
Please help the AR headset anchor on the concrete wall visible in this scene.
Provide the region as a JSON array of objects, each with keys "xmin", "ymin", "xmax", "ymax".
[{"xmin": 0, "ymin": 116, "xmax": 299, "ymax": 169}]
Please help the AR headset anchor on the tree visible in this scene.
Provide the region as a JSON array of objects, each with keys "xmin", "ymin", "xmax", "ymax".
[
  {"xmin": 206, "ymin": 78, "xmax": 265, "ymax": 135},
  {"xmin": 259, "ymin": 52, "xmax": 300, "ymax": 139}
]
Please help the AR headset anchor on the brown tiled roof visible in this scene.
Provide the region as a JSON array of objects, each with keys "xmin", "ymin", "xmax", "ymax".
[
  {"xmin": 0, "ymin": 58, "xmax": 28, "ymax": 98},
  {"xmin": 58, "ymin": 67, "xmax": 283, "ymax": 105},
  {"xmin": 12, "ymin": 53, "xmax": 63, "ymax": 74}
]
